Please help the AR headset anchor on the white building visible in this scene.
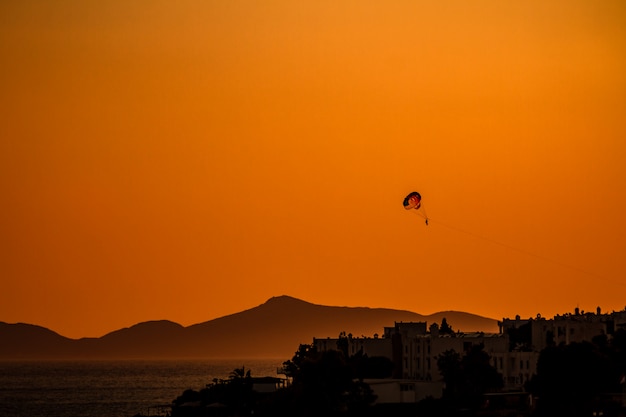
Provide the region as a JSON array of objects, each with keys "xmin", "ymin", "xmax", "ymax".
[{"xmin": 313, "ymin": 307, "xmax": 626, "ymax": 398}]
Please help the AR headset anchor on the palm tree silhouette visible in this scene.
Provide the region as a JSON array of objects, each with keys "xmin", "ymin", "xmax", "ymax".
[{"xmin": 229, "ymin": 366, "xmax": 251, "ymax": 381}]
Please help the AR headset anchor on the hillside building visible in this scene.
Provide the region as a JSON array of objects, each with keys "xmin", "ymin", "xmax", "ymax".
[{"xmin": 313, "ymin": 306, "xmax": 626, "ymax": 402}]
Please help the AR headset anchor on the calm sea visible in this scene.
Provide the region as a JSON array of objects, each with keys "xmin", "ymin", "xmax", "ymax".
[{"xmin": 0, "ymin": 359, "xmax": 285, "ymax": 417}]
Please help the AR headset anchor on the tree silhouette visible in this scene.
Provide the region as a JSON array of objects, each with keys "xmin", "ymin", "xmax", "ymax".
[
  {"xmin": 437, "ymin": 349, "xmax": 462, "ymax": 402},
  {"xmin": 349, "ymin": 349, "xmax": 394, "ymax": 379},
  {"xmin": 527, "ymin": 340, "xmax": 622, "ymax": 416},
  {"xmin": 337, "ymin": 331, "xmax": 349, "ymax": 357},
  {"xmin": 282, "ymin": 343, "xmax": 317, "ymax": 378},
  {"xmin": 437, "ymin": 344, "xmax": 503, "ymax": 410},
  {"xmin": 264, "ymin": 343, "xmax": 378, "ymax": 416},
  {"xmin": 506, "ymin": 321, "xmax": 533, "ymax": 351},
  {"xmin": 172, "ymin": 366, "xmax": 257, "ymax": 416},
  {"xmin": 440, "ymin": 318, "xmax": 454, "ymax": 335},
  {"xmin": 229, "ymin": 366, "xmax": 251, "ymax": 381}
]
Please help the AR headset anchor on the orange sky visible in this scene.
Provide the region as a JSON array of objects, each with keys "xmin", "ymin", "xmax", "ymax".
[{"xmin": 1, "ymin": 0, "xmax": 625, "ymax": 339}]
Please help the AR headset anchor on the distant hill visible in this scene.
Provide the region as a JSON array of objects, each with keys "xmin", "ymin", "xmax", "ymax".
[{"xmin": 0, "ymin": 295, "xmax": 499, "ymax": 360}]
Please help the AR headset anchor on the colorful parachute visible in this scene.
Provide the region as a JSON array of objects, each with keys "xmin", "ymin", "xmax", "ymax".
[
  {"xmin": 403, "ymin": 191, "xmax": 421, "ymax": 210},
  {"xmin": 403, "ymin": 191, "xmax": 428, "ymax": 225}
]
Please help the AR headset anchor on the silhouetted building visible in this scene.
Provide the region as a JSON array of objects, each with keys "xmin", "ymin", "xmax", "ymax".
[
  {"xmin": 499, "ymin": 307, "xmax": 626, "ymax": 352},
  {"xmin": 313, "ymin": 306, "xmax": 626, "ymax": 399}
]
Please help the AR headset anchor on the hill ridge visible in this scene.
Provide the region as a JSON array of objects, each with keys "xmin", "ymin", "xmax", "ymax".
[{"xmin": 0, "ymin": 295, "xmax": 499, "ymax": 360}]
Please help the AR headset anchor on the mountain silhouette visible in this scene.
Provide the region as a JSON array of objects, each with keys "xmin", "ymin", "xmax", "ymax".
[{"xmin": 0, "ymin": 295, "xmax": 499, "ymax": 359}]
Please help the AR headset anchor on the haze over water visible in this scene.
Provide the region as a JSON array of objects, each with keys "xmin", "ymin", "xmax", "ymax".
[{"xmin": 0, "ymin": 359, "xmax": 283, "ymax": 417}]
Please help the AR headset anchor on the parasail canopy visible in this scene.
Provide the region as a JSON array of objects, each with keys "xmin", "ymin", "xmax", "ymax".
[{"xmin": 403, "ymin": 191, "xmax": 421, "ymax": 210}]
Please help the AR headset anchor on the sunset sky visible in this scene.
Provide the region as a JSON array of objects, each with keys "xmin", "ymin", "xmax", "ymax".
[{"xmin": 2, "ymin": 0, "xmax": 625, "ymax": 339}]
